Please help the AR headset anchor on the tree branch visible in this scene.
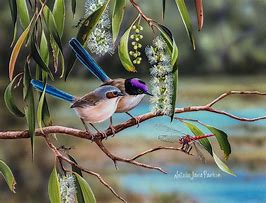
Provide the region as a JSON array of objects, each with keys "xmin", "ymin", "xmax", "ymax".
[{"xmin": 1, "ymin": 90, "xmax": 266, "ymax": 140}]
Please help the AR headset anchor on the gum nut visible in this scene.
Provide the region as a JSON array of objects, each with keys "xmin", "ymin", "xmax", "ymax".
[
  {"xmin": 138, "ymin": 44, "xmax": 142, "ymax": 48},
  {"xmin": 133, "ymin": 45, "xmax": 138, "ymax": 50},
  {"xmin": 136, "ymin": 61, "xmax": 141, "ymax": 64},
  {"xmin": 139, "ymin": 35, "xmax": 143, "ymax": 39},
  {"xmin": 135, "ymin": 29, "xmax": 140, "ymax": 33},
  {"xmin": 140, "ymin": 26, "xmax": 143, "ymax": 31},
  {"xmin": 133, "ymin": 53, "xmax": 138, "ymax": 58},
  {"xmin": 132, "ymin": 41, "xmax": 136, "ymax": 45},
  {"xmin": 130, "ymin": 35, "xmax": 135, "ymax": 39},
  {"xmin": 133, "ymin": 25, "xmax": 137, "ymax": 29},
  {"xmin": 133, "ymin": 60, "xmax": 137, "ymax": 64},
  {"xmin": 129, "ymin": 51, "xmax": 134, "ymax": 55},
  {"xmin": 135, "ymin": 38, "xmax": 140, "ymax": 41}
]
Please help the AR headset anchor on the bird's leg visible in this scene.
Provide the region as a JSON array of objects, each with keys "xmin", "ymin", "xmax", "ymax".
[
  {"xmin": 188, "ymin": 145, "xmax": 193, "ymax": 154},
  {"xmin": 181, "ymin": 142, "xmax": 185, "ymax": 151},
  {"xmin": 90, "ymin": 123, "xmax": 107, "ymax": 140},
  {"xmin": 80, "ymin": 119, "xmax": 95, "ymax": 141},
  {"xmin": 126, "ymin": 112, "xmax": 140, "ymax": 127},
  {"xmin": 108, "ymin": 117, "xmax": 116, "ymax": 137}
]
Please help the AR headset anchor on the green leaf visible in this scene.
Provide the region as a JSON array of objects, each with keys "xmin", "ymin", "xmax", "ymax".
[
  {"xmin": 9, "ymin": 0, "xmax": 17, "ymax": 26},
  {"xmin": 11, "ymin": 22, "xmax": 18, "ymax": 47},
  {"xmin": 112, "ymin": 0, "xmax": 126, "ymax": 43},
  {"xmin": 213, "ymin": 153, "xmax": 236, "ymax": 176},
  {"xmin": 4, "ymin": 74, "xmax": 25, "ymax": 117},
  {"xmin": 53, "ymin": 0, "xmax": 65, "ymax": 37},
  {"xmin": 23, "ymin": 63, "xmax": 36, "ymax": 159},
  {"xmin": 65, "ymin": 0, "xmax": 110, "ymax": 80},
  {"xmin": 184, "ymin": 122, "xmax": 213, "ymax": 155},
  {"xmin": 37, "ymin": 84, "xmax": 46, "ymax": 132},
  {"xmin": 9, "ymin": 24, "xmax": 30, "ymax": 80},
  {"xmin": 17, "ymin": 0, "xmax": 30, "ymax": 29},
  {"xmin": 74, "ymin": 173, "xmax": 96, "ymax": 203},
  {"xmin": 71, "ymin": 0, "xmax": 76, "ymax": 16},
  {"xmin": 175, "ymin": 0, "xmax": 196, "ymax": 49},
  {"xmin": 48, "ymin": 167, "xmax": 61, "ymax": 203},
  {"xmin": 43, "ymin": 5, "xmax": 63, "ymax": 52},
  {"xmin": 30, "ymin": 37, "xmax": 54, "ymax": 80},
  {"xmin": 0, "ymin": 160, "xmax": 16, "ymax": 193},
  {"xmin": 68, "ymin": 155, "xmax": 85, "ymax": 203},
  {"xmin": 162, "ymin": 0, "xmax": 166, "ymax": 19},
  {"xmin": 40, "ymin": 31, "xmax": 49, "ymax": 66},
  {"xmin": 206, "ymin": 125, "xmax": 231, "ymax": 160},
  {"xmin": 157, "ymin": 24, "xmax": 179, "ymax": 119},
  {"xmin": 157, "ymin": 24, "xmax": 179, "ymax": 66},
  {"xmin": 42, "ymin": 97, "xmax": 53, "ymax": 126},
  {"xmin": 184, "ymin": 122, "xmax": 235, "ymax": 176},
  {"xmin": 170, "ymin": 68, "xmax": 178, "ymax": 120},
  {"xmin": 118, "ymin": 15, "xmax": 140, "ymax": 72}
]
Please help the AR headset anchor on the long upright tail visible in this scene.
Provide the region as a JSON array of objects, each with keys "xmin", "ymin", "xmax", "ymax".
[
  {"xmin": 69, "ymin": 38, "xmax": 111, "ymax": 82},
  {"xmin": 31, "ymin": 80, "xmax": 75, "ymax": 102}
]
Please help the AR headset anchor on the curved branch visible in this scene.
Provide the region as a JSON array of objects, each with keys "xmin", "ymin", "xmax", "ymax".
[{"xmin": 206, "ymin": 90, "xmax": 266, "ymax": 107}]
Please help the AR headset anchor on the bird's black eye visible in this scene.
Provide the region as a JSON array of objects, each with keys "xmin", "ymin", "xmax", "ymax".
[
  {"xmin": 113, "ymin": 91, "xmax": 118, "ymax": 96},
  {"xmin": 137, "ymin": 89, "xmax": 143, "ymax": 94}
]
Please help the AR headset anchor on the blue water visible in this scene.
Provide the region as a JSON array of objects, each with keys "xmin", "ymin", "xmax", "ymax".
[{"xmin": 119, "ymin": 165, "xmax": 266, "ymax": 203}]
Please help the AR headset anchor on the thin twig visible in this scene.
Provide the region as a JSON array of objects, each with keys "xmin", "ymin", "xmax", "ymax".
[
  {"xmin": 129, "ymin": 0, "xmax": 154, "ymax": 27},
  {"xmin": 95, "ymin": 140, "xmax": 167, "ymax": 174},
  {"xmin": 206, "ymin": 90, "xmax": 266, "ymax": 107},
  {"xmin": 130, "ymin": 146, "xmax": 186, "ymax": 160}
]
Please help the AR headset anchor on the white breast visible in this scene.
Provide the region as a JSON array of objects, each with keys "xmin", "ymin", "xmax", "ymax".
[
  {"xmin": 115, "ymin": 94, "xmax": 145, "ymax": 113},
  {"xmin": 74, "ymin": 98, "xmax": 120, "ymax": 123}
]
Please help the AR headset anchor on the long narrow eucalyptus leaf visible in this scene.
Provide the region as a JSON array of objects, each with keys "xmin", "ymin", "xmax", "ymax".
[
  {"xmin": 17, "ymin": 0, "xmax": 30, "ymax": 29},
  {"xmin": 4, "ymin": 74, "xmax": 25, "ymax": 117},
  {"xmin": 112, "ymin": 0, "xmax": 126, "ymax": 43},
  {"xmin": 23, "ymin": 63, "xmax": 35, "ymax": 159},
  {"xmin": 175, "ymin": 0, "xmax": 196, "ymax": 49},
  {"xmin": 0, "ymin": 160, "xmax": 16, "ymax": 193}
]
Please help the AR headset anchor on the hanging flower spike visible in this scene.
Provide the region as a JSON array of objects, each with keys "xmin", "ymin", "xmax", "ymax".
[
  {"xmin": 129, "ymin": 24, "xmax": 144, "ymax": 65},
  {"xmin": 85, "ymin": 0, "xmax": 114, "ymax": 55},
  {"xmin": 145, "ymin": 36, "xmax": 174, "ymax": 116},
  {"xmin": 59, "ymin": 174, "xmax": 76, "ymax": 203}
]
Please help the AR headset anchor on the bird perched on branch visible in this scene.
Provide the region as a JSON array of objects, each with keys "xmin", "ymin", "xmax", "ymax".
[
  {"xmin": 69, "ymin": 38, "xmax": 153, "ymax": 133},
  {"xmin": 31, "ymin": 80, "xmax": 124, "ymax": 139}
]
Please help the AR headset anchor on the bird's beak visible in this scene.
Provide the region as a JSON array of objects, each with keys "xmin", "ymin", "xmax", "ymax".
[
  {"xmin": 117, "ymin": 92, "xmax": 125, "ymax": 96},
  {"xmin": 145, "ymin": 91, "xmax": 153, "ymax": 96}
]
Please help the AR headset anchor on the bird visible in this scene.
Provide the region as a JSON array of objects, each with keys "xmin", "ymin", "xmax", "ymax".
[
  {"xmin": 30, "ymin": 79, "xmax": 124, "ymax": 139},
  {"xmin": 69, "ymin": 38, "xmax": 153, "ymax": 133}
]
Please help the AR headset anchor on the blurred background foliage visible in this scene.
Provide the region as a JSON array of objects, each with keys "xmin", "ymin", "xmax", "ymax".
[{"xmin": 1, "ymin": 0, "xmax": 266, "ymax": 203}]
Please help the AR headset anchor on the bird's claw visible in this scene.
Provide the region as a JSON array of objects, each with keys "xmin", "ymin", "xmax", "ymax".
[
  {"xmin": 108, "ymin": 125, "xmax": 116, "ymax": 137},
  {"xmin": 100, "ymin": 132, "xmax": 108, "ymax": 140},
  {"xmin": 133, "ymin": 116, "xmax": 140, "ymax": 128}
]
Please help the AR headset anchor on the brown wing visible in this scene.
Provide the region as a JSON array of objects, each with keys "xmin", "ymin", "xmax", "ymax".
[
  {"xmin": 101, "ymin": 78, "xmax": 126, "ymax": 94},
  {"xmin": 70, "ymin": 92, "xmax": 100, "ymax": 108}
]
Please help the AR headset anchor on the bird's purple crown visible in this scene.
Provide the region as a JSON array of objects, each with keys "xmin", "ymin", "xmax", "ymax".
[{"xmin": 130, "ymin": 78, "xmax": 148, "ymax": 92}]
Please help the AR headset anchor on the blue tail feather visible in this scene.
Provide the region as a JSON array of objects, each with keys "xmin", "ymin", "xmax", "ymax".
[
  {"xmin": 69, "ymin": 38, "xmax": 111, "ymax": 82},
  {"xmin": 31, "ymin": 80, "xmax": 75, "ymax": 102}
]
